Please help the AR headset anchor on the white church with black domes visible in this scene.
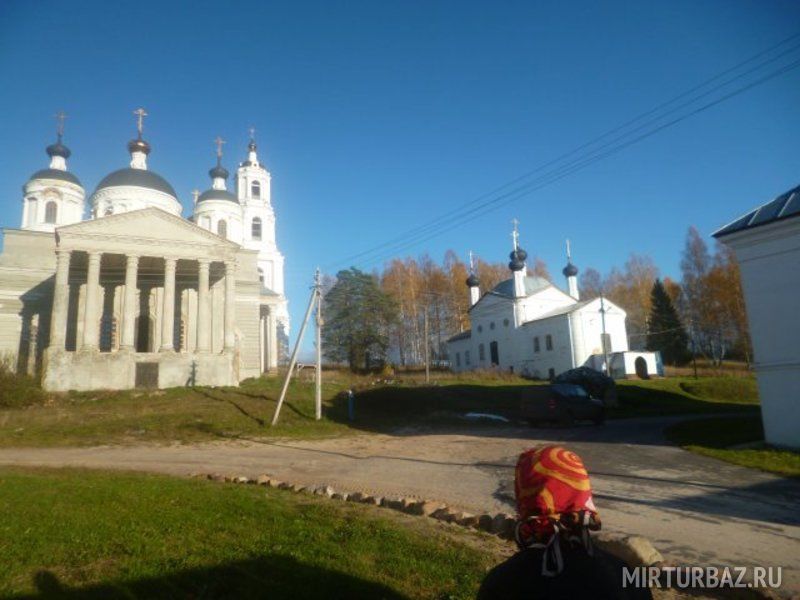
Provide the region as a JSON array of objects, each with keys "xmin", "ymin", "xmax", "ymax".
[{"xmin": 0, "ymin": 110, "xmax": 288, "ymax": 391}]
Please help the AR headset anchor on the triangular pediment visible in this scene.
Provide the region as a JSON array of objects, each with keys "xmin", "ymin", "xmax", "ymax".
[{"xmin": 57, "ymin": 207, "xmax": 238, "ymax": 249}]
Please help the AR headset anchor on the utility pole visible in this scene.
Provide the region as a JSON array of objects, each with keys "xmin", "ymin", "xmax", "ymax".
[
  {"xmin": 600, "ymin": 293, "xmax": 611, "ymax": 378},
  {"xmin": 424, "ymin": 310, "xmax": 430, "ymax": 383},
  {"xmin": 271, "ymin": 272, "xmax": 320, "ymax": 426},
  {"xmin": 690, "ymin": 318, "xmax": 698, "ymax": 379},
  {"xmin": 314, "ymin": 268, "xmax": 322, "ymax": 420}
]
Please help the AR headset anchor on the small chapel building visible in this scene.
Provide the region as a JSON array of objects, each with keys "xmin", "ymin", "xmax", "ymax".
[
  {"xmin": 0, "ymin": 111, "xmax": 289, "ymax": 391},
  {"xmin": 447, "ymin": 229, "xmax": 661, "ymax": 380}
]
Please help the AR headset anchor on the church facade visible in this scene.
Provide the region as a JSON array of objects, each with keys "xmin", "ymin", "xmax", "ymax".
[
  {"xmin": 447, "ymin": 231, "xmax": 661, "ymax": 380},
  {"xmin": 0, "ymin": 111, "xmax": 289, "ymax": 391}
]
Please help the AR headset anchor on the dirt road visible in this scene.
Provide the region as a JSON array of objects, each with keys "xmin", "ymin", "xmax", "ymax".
[{"xmin": 1, "ymin": 416, "xmax": 797, "ymax": 592}]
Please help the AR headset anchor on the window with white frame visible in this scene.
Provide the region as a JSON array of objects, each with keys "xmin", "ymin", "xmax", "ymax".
[{"xmin": 44, "ymin": 201, "xmax": 57, "ymax": 224}]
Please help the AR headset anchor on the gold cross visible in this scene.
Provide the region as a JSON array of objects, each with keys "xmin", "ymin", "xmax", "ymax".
[{"xmin": 133, "ymin": 108, "xmax": 148, "ymax": 136}]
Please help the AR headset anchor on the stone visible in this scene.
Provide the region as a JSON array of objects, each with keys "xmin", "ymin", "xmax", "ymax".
[
  {"xmin": 256, "ymin": 474, "xmax": 271, "ymax": 486},
  {"xmin": 348, "ymin": 492, "xmax": 365, "ymax": 503},
  {"xmin": 235, "ymin": 476, "xmax": 251, "ymax": 484},
  {"xmin": 207, "ymin": 473, "xmax": 224, "ymax": 482},
  {"xmin": 332, "ymin": 492, "xmax": 349, "ymax": 501},
  {"xmin": 361, "ymin": 495, "xmax": 382, "ymax": 506},
  {"xmin": 499, "ymin": 516, "xmax": 517, "ymax": 540},
  {"xmin": 595, "ymin": 534, "xmax": 664, "ymax": 567},
  {"xmin": 278, "ymin": 482, "xmax": 293, "ymax": 490},
  {"xmin": 268, "ymin": 479, "xmax": 283, "ymax": 488},
  {"xmin": 409, "ymin": 500, "xmax": 445, "ymax": 516},
  {"xmin": 457, "ymin": 513, "xmax": 479, "ymax": 528},
  {"xmin": 380, "ymin": 497, "xmax": 402, "ymax": 509},
  {"xmin": 313, "ymin": 485, "xmax": 335, "ymax": 497},
  {"xmin": 431, "ymin": 508, "xmax": 459, "ymax": 523},
  {"xmin": 290, "ymin": 484, "xmax": 306, "ymax": 493},
  {"xmin": 478, "ymin": 514, "xmax": 495, "ymax": 532}
]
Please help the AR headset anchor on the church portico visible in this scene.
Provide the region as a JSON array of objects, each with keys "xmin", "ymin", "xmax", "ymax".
[{"xmin": 40, "ymin": 208, "xmax": 246, "ymax": 391}]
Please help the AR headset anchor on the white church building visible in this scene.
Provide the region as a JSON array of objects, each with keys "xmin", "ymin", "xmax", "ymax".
[
  {"xmin": 0, "ymin": 110, "xmax": 288, "ymax": 391},
  {"xmin": 447, "ymin": 229, "xmax": 661, "ymax": 380}
]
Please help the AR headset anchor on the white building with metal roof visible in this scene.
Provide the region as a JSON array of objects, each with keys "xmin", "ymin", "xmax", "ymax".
[{"xmin": 714, "ymin": 183, "xmax": 800, "ymax": 448}]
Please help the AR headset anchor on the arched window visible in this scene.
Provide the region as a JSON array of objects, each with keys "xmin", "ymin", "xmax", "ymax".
[
  {"xmin": 251, "ymin": 181, "xmax": 261, "ymax": 199},
  {"xmin": 44, "ymin": 201, "xmax": 58, "ymax": 224},
  {"xmin": 217, "ymin": 219, "xmax": 227, "ymax": 238},
  {"xmin": 104, "ymin": 207, "xmax": 114, "ymax": 217},
  {"xmin": 251, "ymin": 217, "xmax": 262, "ymax": 240},
  {"xmin": 257, "ymin": 268, "xmax": 264, "ymax": 285}
]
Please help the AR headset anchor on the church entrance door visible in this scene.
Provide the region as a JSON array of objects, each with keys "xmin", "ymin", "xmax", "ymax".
[
  {"xmin": 135, "ymin": 315, "xmax": 152, "ymax": 352},
  {"xmin": 490, "ymin": 341, "xmax": 499, "ymax": 366}
]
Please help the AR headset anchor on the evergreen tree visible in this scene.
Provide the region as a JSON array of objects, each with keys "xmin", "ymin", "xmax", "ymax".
[
  {"xmin": 322, "ymin": 268, "xmax": 398, "ymax": 371},
  {"xmin": 646, "ymin": 279, "xmax": 690, "ymax": 365}
]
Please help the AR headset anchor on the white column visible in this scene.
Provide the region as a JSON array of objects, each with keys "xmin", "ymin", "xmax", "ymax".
[
  {"xmin": 161, "ymin": 258, "xmax": 177, "ymax": 351},
  {"xmin": 224, "ymin": 260, "xmax": 236, "ymax": 351},
  {"xmin": 21, "ymin": 199, "xmax": 29, "ymax": 229},
  {"xmin": 267, "ymin": 312, "xmax": 278, "ymax": 370},
  {"xmin": 82, "ymin": 252, "xmax": 102, "ymax": 350},
  {"xmin": 259, "ymin": 314, "xmax": 266, "ymax": 372},
  {"xmin": 120, "ymin": 255, "xmax": 139, "ymax": 350},
  {"xmin": 197, "ymin": 259, "xmax": 211, "ymax": 352},
  {"xmin": 49, "ymin": 249, "xmax": 71, "ymax": 350}
]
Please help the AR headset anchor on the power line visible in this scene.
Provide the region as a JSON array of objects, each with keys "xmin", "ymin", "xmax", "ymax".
[
  {"xmin": 323, "ymin": 32, "xmax": 800, "ymax": 272},
  {"xmin": 349, "ymin": 55, "xmax": 800, "ymax": 269}
]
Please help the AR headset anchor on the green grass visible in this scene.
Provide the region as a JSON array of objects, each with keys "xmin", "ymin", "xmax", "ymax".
[
  {"xmin": 665, "ymin": 416, "xmax": 800, "ymax": 477},
  {"xmin": 0, "ymin": 467, "xmax": 505, "ymax": 599},
  {"xmin": 0, "ymin": 371, "xmax": 760, "ymax": 447},
  {"xmin": 612, "ymin": 376, "xmax": 759, "ymax": 418}
]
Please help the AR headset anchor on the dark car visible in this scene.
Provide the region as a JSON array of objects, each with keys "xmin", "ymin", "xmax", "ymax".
[{"xmin": 520, "ymin": 383, "xmax": 605, "ymax": 426}]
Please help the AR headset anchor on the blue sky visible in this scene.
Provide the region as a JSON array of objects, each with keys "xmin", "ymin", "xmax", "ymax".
[{"xmin": 1, "ymin": 1, "xmax": 798, "ymax": 354}]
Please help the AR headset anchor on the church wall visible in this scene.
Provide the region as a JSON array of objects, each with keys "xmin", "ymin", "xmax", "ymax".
[
  {"xmin": 517, "ymin": 317, "xmax": 574, "ymax": 379},
  {"xmin": 0, "ymin": 230, "xmax": 57, "ymax": 374}
]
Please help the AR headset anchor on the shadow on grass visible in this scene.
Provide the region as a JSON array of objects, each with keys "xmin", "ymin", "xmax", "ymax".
[
  {"xmin": 191, "ymin": 388, "xmax": 266, "ymax": 427},
  {"xmin": 319, "ymin": 383, "xmax": 759, "ymax": 437},
  {"xmin": 16, "ymin": 555, "xmax": 407, "ymax": 600}
]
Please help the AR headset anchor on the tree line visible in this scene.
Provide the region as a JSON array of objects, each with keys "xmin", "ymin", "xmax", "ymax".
[{"xmin": 321, "ymin": 227, "xmax": 750, "ymax": 371}]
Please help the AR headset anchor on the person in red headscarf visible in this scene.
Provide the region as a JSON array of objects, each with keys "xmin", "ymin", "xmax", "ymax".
[{"xmin": 478, "ymin": 445, "xmax": 652, "ymax": 599}]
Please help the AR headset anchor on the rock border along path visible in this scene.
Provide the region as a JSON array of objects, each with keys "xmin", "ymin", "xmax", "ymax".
[{"xmin": 198, "ymin": 471, "xmax": 665, "ymax": 568}]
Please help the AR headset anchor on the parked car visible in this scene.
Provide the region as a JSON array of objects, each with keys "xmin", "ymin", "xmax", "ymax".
[{"xmin": 520, "ymin": 383, "xmax": 605, "ymax": 426}]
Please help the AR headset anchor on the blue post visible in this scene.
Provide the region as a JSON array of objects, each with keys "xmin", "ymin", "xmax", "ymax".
[{"xmin": 347, "ymin": 389, "xmax": 355, "ymax": 421}]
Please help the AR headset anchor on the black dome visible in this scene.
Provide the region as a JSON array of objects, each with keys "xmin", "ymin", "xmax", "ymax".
[
  {"xmin": 95, "ymin": 168, "xmax": 177, "ymax": 197},
  {"xmin": 508, "ymin": 247, "xmax": 527, "ymax": 271},
  {"xmin": 509, "ymin": 248, "xmax": 528, "ymax": 263},
  {"xmin": 562, "ymin": 262, "xmax": 579, "ymax": 277},
  {"xmin": 46, "ymin": 141, "xmax": 71, "ymax": 159},
  {"xmin": 197, "ymin": 189, "xmax": 239, "ymax": 204},
  {"xmin": 127, "ymin": 138, "xmax": 151, "ymax": 155},
  {"xmin": 29, "ymin": 168, "xmax": 81, "ymax": 186},
  {"xmin": 209, "ymin": 165, "xmax": 229, "ymax": 180},
  {"xmin": 466, "ymin": 273, "xmax": 480, "ymax": 287}
]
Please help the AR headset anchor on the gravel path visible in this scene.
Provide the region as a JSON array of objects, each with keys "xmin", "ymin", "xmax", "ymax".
[{"xmin": 1, "ymin": 416, "xmax": 797, "ymax": 592}]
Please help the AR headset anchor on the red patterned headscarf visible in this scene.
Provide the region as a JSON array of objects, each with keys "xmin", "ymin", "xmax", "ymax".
[{"xmin": 514, "ymin": 445, "xmax": 601, "ymax": 551}]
